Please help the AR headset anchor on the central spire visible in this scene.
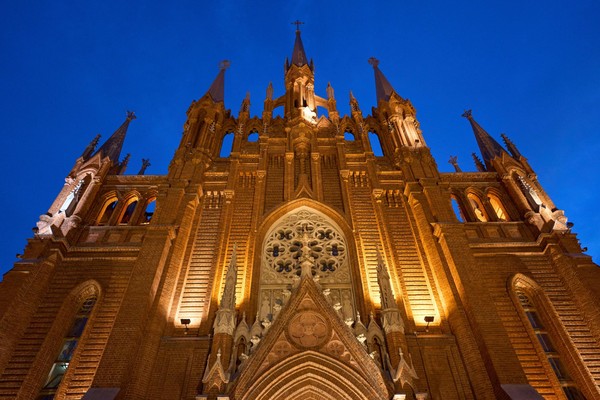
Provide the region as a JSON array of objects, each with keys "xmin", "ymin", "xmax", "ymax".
[{"xmin": 290, "ymin": 20, "xmax": 308, "ymax": 67}]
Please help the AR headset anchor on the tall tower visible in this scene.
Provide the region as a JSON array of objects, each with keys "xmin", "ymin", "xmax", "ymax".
[{"xmin": 0, "ymin": 28, "xmax": 599, "ymax": 400}]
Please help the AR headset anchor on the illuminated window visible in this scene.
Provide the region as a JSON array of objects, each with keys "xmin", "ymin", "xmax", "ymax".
[
  {"xmin": 142, "ymin": 199, "xmax": 156, "ymax": 224},
  {"xmin": 344, "ymin": 131, "xmax": 355, "ymax": 141},
  {"xmin": 37, "ymin": 296, "xmax": 97, "ymax": 399},
  {"xmin": 247, "ymin": 132, "xmax": 259, "ymax": 142},
  {"xmin": 219, "ymin": 132, "xmax": 234, "ymax": 158},
  {"xmin": 119, "ymin": 200, "xmax": 138, "ymax": 225},
  {"xmin": 97, "ymin": 200, "xmax": 118, "ymax": 225},
  {"xmin": 368, "ymin": 131, "xmax": 383, "ymax": 156},
  {"xmin": 451, "ymin": 196, "xmax": 465, "ymax": 222},
  {"xmin": 488, "ymin": 195, "xmax": 509, "ymax": 221},
  {"xmin": 467, "ymin": 194, "xmax": 488, "ymax": 222},
  {"xmin": 517, "ymin": 292, "xmax": 586, "ymax": 400}
]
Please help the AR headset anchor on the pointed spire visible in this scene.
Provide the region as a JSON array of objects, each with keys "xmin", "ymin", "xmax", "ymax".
[
  {"xmin": 375, "ymin": 246, "xmax": 396, "ymax": 310},
  {"xmin": 290, "ymin": 20, "xmax": 308, "ymax": 67},
  {"xmin": 220, "ymin": 244, "xmax": 238, "ymax": 310},
  {"xmin": 501, "ymin": 133, "xmax": 522, "ymax": 158},
  {"xmin": 205, "ymin": 60, "xmax": 230, "ymax": 103},
  {"xmin": 81, "ymin": 134, "xmax": 101, "ymax": 160},
  {"xmin": 369, "ymin": 57, "xmax": 396, "ymax": 102},
  {"xmin": 94, "ymin": 111, "xmax": 136, "ymax": 162},
  {"xmin": 462, "ymin": 110, "xmax": 508, "ymax": 165},
  {"xmin": 472, "ymin": 152, "xmax": 486, "ymax": 172},
  {"xmin": 138, "ymin": 158, "xmax": 151, "ymax": 175},
  {"xmin": 118, "ymin": 153, "xmax": 130, "ymax": 175}
]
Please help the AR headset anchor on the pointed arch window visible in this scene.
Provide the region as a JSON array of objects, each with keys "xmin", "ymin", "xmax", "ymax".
[
  {"xmin": 247, "ymin": 132, "xmax": 259, "ymax": 142},
  {"xmin": 119, "ymin": 200, "xmax": 138, "ymax": 225},
  {"xmin": 488, "ymin": 194, "xmax": 509, "ymax": 221},
  {"xmin": 97, "ymin": 199, "xmax": 118, "ymax": 225},
  {"xmin": 451, "ymin": 196, "xmax": 465, "ymax": 222},
  {"xmin": 37, "ymin": 296, "xmax": 97, "ymax": 399},
  {"xmin": 368, "ymin": 131, "xmax": 384, "ymax": 156},
  {"xmin": 344, "ymin": 131, "xmax": 355, "ymax": 141},
  {"xmin": 142, "ymin": 198, "xmax": 156, "ymax": 224},
  {"xmin": 219, "ymin": 132, "xmax": 234, "ymax": 158},
  {"xmin": 467, "ymin": 193, "xmax": 488, "ymax": 222},
  {"xmin": 516, "ymin": 291, "xmax": 587, "ymax": 400}
]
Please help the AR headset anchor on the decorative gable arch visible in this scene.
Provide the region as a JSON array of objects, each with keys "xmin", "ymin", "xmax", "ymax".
[{"xmin": 240, "ymin": 351, "xmax": 386, "ymax": 400}]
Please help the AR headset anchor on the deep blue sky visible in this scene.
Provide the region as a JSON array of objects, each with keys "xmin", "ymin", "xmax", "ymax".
[{"xmin": 1, "ymin": 1, "xmax": 599, "ymax": 279}]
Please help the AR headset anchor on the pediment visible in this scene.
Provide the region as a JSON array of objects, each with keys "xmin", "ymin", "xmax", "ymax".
[{"xmin": 231, "ymin": 277, "xmax": 390, "ymax": 400}]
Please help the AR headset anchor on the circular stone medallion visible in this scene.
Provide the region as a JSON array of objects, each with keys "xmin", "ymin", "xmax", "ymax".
[{"xmin": 287, "ymin": 311, "xmax": 330, "ymax": 349}]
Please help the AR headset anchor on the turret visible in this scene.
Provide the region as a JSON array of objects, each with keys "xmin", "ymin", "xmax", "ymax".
[
  {"xmin": 171, "ymin": 61, "xmax": 231, "ymax": 179},
  {"xmin": 369, "ymin": 58, "xmax": 425, "ymax": 149},
  {"xmin": 282, "ymin": 22, "xmax": 317, "ymax": 122}
]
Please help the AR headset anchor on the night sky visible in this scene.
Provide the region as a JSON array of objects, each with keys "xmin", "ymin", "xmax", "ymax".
[{"xmin": 1, "ymin": 1, "xmax": 599, "ymax": 279}]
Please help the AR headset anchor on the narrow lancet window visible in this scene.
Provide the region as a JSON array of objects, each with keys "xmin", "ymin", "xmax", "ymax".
[
  {"xmin": 98, "ymin": 200, "xmax": 118, "ymax": 225},
  {"xmin": 142, "ymin": 199, "xmax": 156, "ymax": 224},
  {"xmin": 467, "ymin": 194, "xmax": 488, "ymax": 222},
  {"xmin": 219, "ymin": 132, "xmax": 234, "ymax": 158},
  {"xmin": 119, "ymin": 200, "xmax": 138, "ymax": 225},
  {"xmin": 37, "ymin": 296, "xmax": 97, "ymax": 399},
  {"xmin": 517, "ymin": 292, "xmax": 587, "ymax": 400},
  {"xmin": 247, "ymin": 132, "xmax": 259, "ymax": 142},
  {"xmin": 488, "ymin": 195, "xmax": 509, "ymax": 221},
  {"xmin": 451, "ymin": 196, "xmax": 465, "ymax": 222},
  {"xmin": 368, "ymin": 131, "xmax": 384, "ymax": 156}
]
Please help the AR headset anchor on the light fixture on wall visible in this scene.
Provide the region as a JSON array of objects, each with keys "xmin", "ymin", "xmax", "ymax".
[
  {"xmin": 424, "ymin": 316, "xmax": 434, "ymax": 332},
  {"xmin": 180, "ymin": 318, "xmax": 191, "ymax": 335}
]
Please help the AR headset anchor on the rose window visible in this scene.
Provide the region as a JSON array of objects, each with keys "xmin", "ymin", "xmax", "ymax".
[{"xmin": 263, "ymin": 209, "xmax": 347, "ymax": 280}]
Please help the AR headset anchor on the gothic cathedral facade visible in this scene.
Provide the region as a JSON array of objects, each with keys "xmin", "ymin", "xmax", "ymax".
[{"xmin": 1, "ymin": 29, "xmax": 599, "ymax": 400}]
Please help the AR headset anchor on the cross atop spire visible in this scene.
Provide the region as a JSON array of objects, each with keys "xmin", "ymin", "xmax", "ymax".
[
  {"xmin": 291, "ymin": 20, "xmax": 304, "ymax": 32},
  {"xmin": 290, "ymin": 22, "xmax": 308, "ymax": 67},
  {"xmin": 219, "ymin": 60, "xmax": 230, "ymax": 71}
]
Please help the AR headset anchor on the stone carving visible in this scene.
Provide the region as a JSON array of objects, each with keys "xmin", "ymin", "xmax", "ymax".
[{"xmin": 287, "ymin": 311, "xmax": 330, "ymax": 349}]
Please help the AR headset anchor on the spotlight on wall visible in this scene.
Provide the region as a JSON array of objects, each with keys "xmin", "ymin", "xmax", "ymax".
[
  {"xmin": 180, "ymin": 318, "xmax": 191, "ymax": 335},
  {"xmin": 424, "ymin": 316, "xmax": 434, "ymax": 332}
]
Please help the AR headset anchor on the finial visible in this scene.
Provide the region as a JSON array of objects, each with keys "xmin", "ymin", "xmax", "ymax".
[
  {"xmin": 461, "ymin": 109, "xmax": 472, "ymax": 119},
  {"xmin": 368, "ymin": 57, "xmax": 380, "ymax": 68},
  {"xmin": 138, "ymin": 158, "xmax": 151, "ymax": 175},
  {"xmin": 448, "ymin": 155, "xmax": 462, "ymax": 172},
  {"xmin": 219, "ymin": 60, "xmax": 231, "ymax": 70},
  {"xmin": 126, "ymin": 110, "xmax": 136, "ymax": 121},
  {"xmin": 291, "ymin": 20, "xmax": 304, "ymax": 32}
]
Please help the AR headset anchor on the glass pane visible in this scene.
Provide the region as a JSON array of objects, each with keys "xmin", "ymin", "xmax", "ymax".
[
  {"xmin": 57, "ymin": 340, "xmax": 78, "ymax": 362},
  {"xmin": 536, "ymin": 333, "xmax": 555, "ymax": 352},
  {"xmin": 526, "ymin": 311, "xmax": 543, "ymax": 329},
  {"xmin": 80, "ymin": 298, "xmax": 96, "ymax": 314},
  {"xmin": 67, "ymin": 317, "xmax": 88, "ymax": 338},
  {"xmin": 547, "ymin": 357, "xmax": 569, "ymax": 380},
  {"xmin": 43, "ymin": 362, "xmax": 68, "ymax": 389},
  {"xmin": 563, "ymin": 386, "xmax": 587, "ymax": 400}
]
